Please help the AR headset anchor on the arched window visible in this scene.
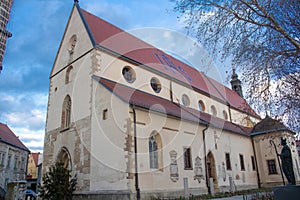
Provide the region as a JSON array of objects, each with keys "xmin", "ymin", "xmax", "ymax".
[
  {"xmin": 149, "ymin": 132, "xmax": 163, "ymax": 169},
  {"xmin": 56, "ymin": 147, "xmax": 72, "ymax": 170},
  {"xmin": 61, "ymin": 95, "xmax": 71, "ymax": 129},
  {"xmin": 65, "ymin": 66, "xmax": 73, "ymax": 84},
  {"xmin": 68, "ymin": 34, "xmax": 77, "ymax": 54},
  {"xmin": 211, "ymin": 105, "xmax": 217, "ymax": 117},
  {"xmin": 198, "ymin": 100, "xmax": 205, "ymax": 112},
  {"xmin": 223, "ymin": 110, "xmax": 228, "ymax": 120}
]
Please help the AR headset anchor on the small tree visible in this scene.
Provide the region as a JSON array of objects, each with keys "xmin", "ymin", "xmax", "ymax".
[{"xmin": 39, "ymin": 162, "xmax": 77, "ymax": 200}]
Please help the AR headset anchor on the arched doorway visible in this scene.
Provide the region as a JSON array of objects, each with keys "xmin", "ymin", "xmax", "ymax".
[
  {"xmin": 56, "ymin": 147, "xmax": 72, "ymax": 170},
  {"xmin": 207, "ymin": 151, "xmax": 219, "ymax": 193}
]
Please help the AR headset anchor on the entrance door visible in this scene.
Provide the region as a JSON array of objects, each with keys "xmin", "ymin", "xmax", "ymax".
[{"xmin": 207, "ymin": 152, "xmax": 218, "ymax": 192}]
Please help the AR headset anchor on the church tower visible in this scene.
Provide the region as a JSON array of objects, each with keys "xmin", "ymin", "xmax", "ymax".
[{"xmin": 230, "ymin": 66, "xmax": 243, "ymax": 98}]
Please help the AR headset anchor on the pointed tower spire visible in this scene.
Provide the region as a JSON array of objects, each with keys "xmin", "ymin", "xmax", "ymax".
[{"xmin": 230, "ymin": 64, "xmax": 244, "ymax": 98}]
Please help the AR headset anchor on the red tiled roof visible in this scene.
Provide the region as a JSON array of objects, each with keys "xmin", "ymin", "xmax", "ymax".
[
  {"xmin": 31, "ymin": 152, "xmax": 40, "ymax": 166},
  {"xmin": 94, "ymin": 76, "xmax": 253, "ymax": 136},
  {"xmin": 79, "ymin": 6, "xmax": 259, "ymax": 118},
  {"xmin": 0, "ymin": 122, "xmax": 29, "ymax": 151}
]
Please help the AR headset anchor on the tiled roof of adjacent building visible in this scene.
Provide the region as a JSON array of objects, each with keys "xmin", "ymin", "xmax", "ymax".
[
  {"xmin": 78, "ymin": 5, "xmax": 259, "ymax": 118},
  {"xmin": 251, "ymin": 116, "xmax": 293, "ymax": 136},
  {"xmin": 31, "ymin": 152, "xmax": 41, "ymax": 166},
  {"xmin": 94, "ymin": 76, "xmax": 253, "ymax": 136},
  {"xmin": 0, "ymin": 122, "xmax": 29, "ymax": 151}
]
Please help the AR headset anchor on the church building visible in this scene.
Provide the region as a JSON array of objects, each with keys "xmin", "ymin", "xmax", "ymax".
[{"xmin": 43, "ymin": 2, "xmax": 300, "ymax": 199}]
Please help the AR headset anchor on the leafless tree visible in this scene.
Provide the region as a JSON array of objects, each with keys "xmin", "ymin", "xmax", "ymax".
[{"xmin": 173, "ymin": 0, "xmax": 300, "ymax": 133}]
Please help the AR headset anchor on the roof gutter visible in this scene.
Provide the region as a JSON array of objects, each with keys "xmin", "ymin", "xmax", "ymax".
[{"xmin": 130, "ymin": 105, "xmax": 140, "ymax": 200}]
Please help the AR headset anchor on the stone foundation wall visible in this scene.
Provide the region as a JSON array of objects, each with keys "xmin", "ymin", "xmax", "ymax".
[{"xmin": 73, "ymin": 190, "xmax": 134, "ymax": 200}]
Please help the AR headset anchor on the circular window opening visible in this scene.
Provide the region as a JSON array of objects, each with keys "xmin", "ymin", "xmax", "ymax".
[
  {"xmin": 150, "ymin": 77, "xmax": 161, "ymax": 93},
  {"xmin": 198, "ymin": 100, "xmax": 205, "ymax": 112},
  {"xmin": 68, "ymin": 34, "xmax": 77, "ymax": 54},
  {"xmin": 211, "ymin": 105, "xmax": 217, "ymax": 117},
  {"xmin": 182, "ymin": 94, "xmax": 190, "ymax": 106},
  {"xmin": 122, "ymin": 66, "xmax": 136, "ymax": 83}
]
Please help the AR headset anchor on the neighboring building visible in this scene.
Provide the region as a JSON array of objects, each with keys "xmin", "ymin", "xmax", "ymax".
[
  {"xmin": 27, "ymin": 152, "xmax": 42, "ymax": 179},
  {"xmin": 43, "ymin": 2, "xmax": 300, "ymax": 199},
  {"xmin": 296, "ymin": 140, "xmax": 300, "ymax": 158},
  {"xmin": 0, "ymin": 0, "xmax": 13, "ymax": 73},
  {"xmin": 0, "ymin": 122, "xmax": 30, "ymax": 197},
  {"xmin": 27, "ymin": 152, "xmax": 43, "ymax": 192}
]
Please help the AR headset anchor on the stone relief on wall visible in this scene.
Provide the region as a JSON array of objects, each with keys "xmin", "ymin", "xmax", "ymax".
[
  {"xmin": 193, "ymin": 156, "xmax": 204, "ymax": 183},
  {"xmin": 169, "ymin": 150, "xmax": 179, "ymax": 182}
]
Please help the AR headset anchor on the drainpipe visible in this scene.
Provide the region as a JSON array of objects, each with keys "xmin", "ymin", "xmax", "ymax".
[
  {"xmin": 131, "ymin": 105, "xmax": 140, "ymax": 200},
  {"xmin": 251, "ymin": 137, "xmax": 261, "ymax": 188},
  {"xmin": 202, "ymin": 125, "xmax": 210, "ymax": 194}
]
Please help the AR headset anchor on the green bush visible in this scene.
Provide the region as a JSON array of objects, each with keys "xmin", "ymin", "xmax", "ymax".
[{"xmin": 39, "ymin": 162, "xmax": 77, "ymax": 200}]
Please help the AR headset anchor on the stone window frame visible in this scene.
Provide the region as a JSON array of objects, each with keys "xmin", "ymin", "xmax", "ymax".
[
  {"xmin": 149, "ymin": 131, "xmax": 163, "ymax": 170},
  {"xmin": 183, "ymin": 147, "xmax": 193, "ymax": 170}
]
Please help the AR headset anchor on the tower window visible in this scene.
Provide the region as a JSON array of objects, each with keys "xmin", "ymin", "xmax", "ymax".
[
  {"xmin": 68, "ymin": 34, "xmax": 77, "ymax": 54},
  {"xmin": 65, "ymin": 66, "xmax": 73, "ymax": 84},
  {"xmin": 61, "ymin": 95, "xmax": 71, "ymax": 129}
]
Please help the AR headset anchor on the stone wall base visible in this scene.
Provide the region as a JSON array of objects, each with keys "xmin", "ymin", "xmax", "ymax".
[
  {"xmin": 73, "ymin": 190, "xmax": 134, "ymax": 200},
  {"xmin": 72, "ymin": 188, "xmax": 208, "ymax": 200}
]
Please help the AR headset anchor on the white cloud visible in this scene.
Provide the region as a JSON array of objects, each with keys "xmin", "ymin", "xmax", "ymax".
[{"xmin": 0, "ymin": 92, "xmax": 47, "ymax": 152}]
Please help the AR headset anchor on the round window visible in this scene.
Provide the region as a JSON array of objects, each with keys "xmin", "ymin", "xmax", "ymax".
[
  {"xmin": 150, "ymin": 77, "xmax": 161, "ymax": 93},
  {"xmin": 182, "ymin": 94, "xmax": 190, "ymax": 106},
  {"xmin": 122, "ymin": 66, "xmax": 136, "ymax": 83}
]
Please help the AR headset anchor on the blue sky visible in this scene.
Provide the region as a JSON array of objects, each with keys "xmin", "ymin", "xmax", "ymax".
[{"xmin": 0, "ymin": 0, "xmax": 226, "ymax": 152}]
